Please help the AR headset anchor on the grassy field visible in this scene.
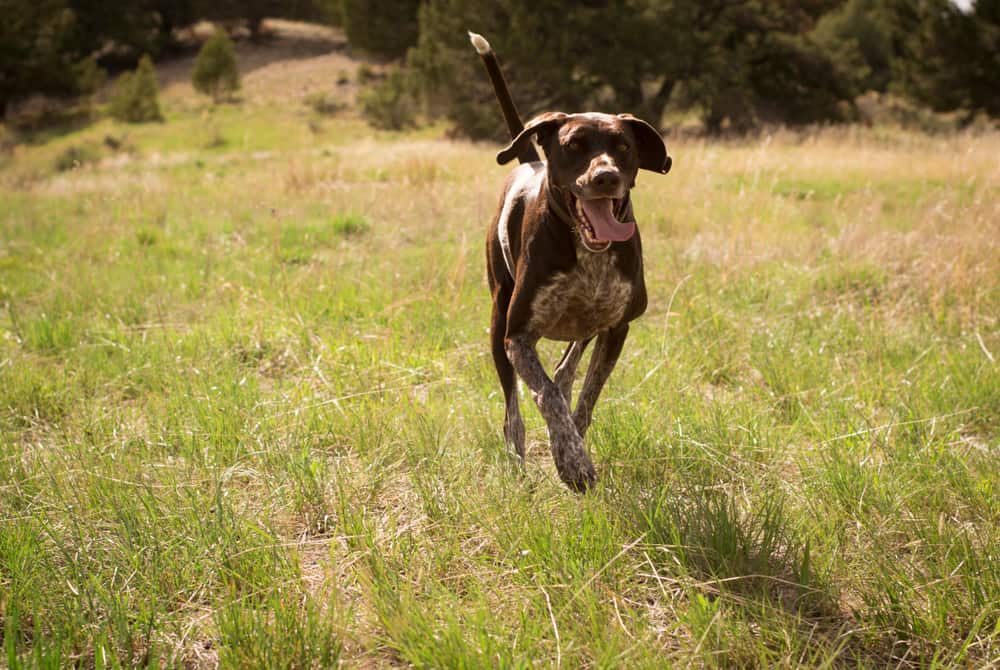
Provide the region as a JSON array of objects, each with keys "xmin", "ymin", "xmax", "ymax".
[{"xmin": 2, "ymin": 44, "xmax": 1000, "ymax": 668}]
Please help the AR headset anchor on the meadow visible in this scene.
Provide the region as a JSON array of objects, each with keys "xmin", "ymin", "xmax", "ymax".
[{"xmin": 1, "ymin": 47, "xmax": 999, "ymax": 667}]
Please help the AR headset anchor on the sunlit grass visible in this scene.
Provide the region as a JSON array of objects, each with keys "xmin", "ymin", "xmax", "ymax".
[{"xmin": 1, "ymin": 101, "xmax": 998, "ymax": 667}]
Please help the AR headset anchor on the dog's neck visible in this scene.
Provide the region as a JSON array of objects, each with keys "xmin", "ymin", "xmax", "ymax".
[{"xmin": 545, "ymin": 181, "xmax": 575, "ymax": 225}]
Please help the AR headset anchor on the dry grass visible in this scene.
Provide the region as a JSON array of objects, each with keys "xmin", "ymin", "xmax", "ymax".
[{"xmin": 1, "ymin": 41, "xmax": 998, "ymax": 667}]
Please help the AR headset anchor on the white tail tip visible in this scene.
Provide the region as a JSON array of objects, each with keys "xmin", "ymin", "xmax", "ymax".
[{"xmin": 468, "ymin": 31, "xmax": 491, "ymax": 55}]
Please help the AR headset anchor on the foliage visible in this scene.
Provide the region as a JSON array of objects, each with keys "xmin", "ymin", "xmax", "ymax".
[
  {"xmin": 52, "ymin": 142, "xmax": 100, "ymax": 171},
  {"xmin": 406, "ymin": 0, "xmax": 1000, "ymax": 136},
  {"xmin": 192, "ymin": 29, "xmax": 241, "ymax": 103},
  {"xmin": 311, "ymin": 0, "xmax": 343, "ymax": 26},
  {"xmin": 108, "ymin": 54, "xmax": 163, "ymax": 123},
  {"xmin": 888, "ymin": 0, "xmax": 1000, "ymax": 118},
  {"xmin": 330, "ymin": 212, "xmax": 370, "ymax": 236},
  {"xmin": 812, "ymin": 0, "xmax": 894, "ymax": 94},
  {"xmin": 409, "ymin": 0, "xmax": 859, "ymax": 137},
  {"xmin": 359, "ymin": 68, "xmax": 418, "ymax": 130},
  {"xmin": 341, "ymin": 0, "xmax": 421, "ymax": 59},
  {"xmin": 4, "ymin": 0, "xmax": 1000, "ymax": 130},
  {"xmin": 0, "ymin": 0, "xmax": 330, "ymax": 109},
  {"xmin": 304, "ymin": 90, "xmax": 343, "ymax": 115},
  {"xmin": 0, "ymin": 0, "xmax": 102, "ymax": 113},
  {"xmin": 194, "ymin": 0, "xmax": 283, "ymax": 39},
  {"xmin": 407, "ymin": 0, "xmax": 586, "ymax": 141},
  {"xmin": 854, "ymin": 91, "xmax": 966, "ymax": 133},
  {"xmin": 677, "ymin": 2, "xmax": 855, "ymax": 132}
]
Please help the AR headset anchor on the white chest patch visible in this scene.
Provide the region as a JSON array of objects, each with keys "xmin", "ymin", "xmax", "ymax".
[
  {"xmin": 528, "ymin": 244, "xmax": 633, "ymax": 341},
  {"xmin": 498, "ymin": 163, "xmax": 544, "ymax": 277}
]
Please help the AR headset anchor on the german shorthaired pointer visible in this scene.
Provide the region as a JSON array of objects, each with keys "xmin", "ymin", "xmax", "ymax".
[{"xmin": 471, "ymin": 32, "xmax": 672, "ymax": 492}]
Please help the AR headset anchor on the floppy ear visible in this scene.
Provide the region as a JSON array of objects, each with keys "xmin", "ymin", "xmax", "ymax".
[
  {"xmin": 497, "ymin": 112, "xmax": 567, "ymax": 165},
  {"xmin": 618, "ymin": 114, "xmax": 672, "ymax": 174}
]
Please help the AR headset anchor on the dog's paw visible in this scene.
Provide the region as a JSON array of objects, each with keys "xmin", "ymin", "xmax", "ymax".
[
  {"xmin": 560, "ymin": 459, "xmax": 597, "ymax": 493},
  {"xmin": 551, "ymin": 432, "xmax": 597, "ymax": 493}
]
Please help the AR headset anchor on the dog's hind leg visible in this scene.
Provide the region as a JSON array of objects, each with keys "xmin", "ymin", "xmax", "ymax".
[
  {"xmin": 573, "ymin": 324, "xmax": 629, "ymax": 438},
  {"xmin": 491, "ymin": 293, "xmax": 525, "ymax": 460},
  {"xmin": 553, "ymin": 339, "xmax": 592, "ymax": 408}
]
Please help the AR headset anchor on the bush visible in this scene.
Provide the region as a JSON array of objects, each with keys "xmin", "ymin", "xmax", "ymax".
[
  {"xmin": 192, "ymin": 29, "xmax": 241, "ymax": 103},
  {"xmin": 304, "ymin": 91, "xmax": 343, "ymax": 116},
  {"xmin": 359, "ymin": 69, "xmax": 418, "ymax": 130},
  {"xmin": 53, "ymin": 143, "xmax": 100, "ymax": 172},
  {"xmin": 331, "ymin": 212, "xmax": 370, "ymax": 237},
  {"xmin": 854, "ymin": 91, "xmax": 963, "ymax": 133},
  {"xmin": 356, "ymin": 64, "xmax": 377, "ymax": 85},
  {"xmin": 108, "ymin": 54, "xmax": 163, "ymax": 123}
]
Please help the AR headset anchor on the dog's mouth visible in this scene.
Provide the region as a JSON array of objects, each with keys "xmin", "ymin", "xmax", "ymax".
[{"xmin": 564, "ymin": 192, "xmax": 636, "ymax": 252}]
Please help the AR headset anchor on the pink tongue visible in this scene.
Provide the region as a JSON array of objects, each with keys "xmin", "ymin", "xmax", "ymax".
[{"xmin": 580, "ymin": 198, "xmax": 635, "ymax": 242}]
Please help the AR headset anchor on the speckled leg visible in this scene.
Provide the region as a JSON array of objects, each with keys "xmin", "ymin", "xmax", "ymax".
[
  {"xmin": 553, "ymin": 339, "xmax": 591, "ymax": 408},
  {"xmin": 573, "ymin": 324, "xmax": 628, "ymax": 438},
  {"xmin": 506, "ymin": 334, "xmax": 596, "ymax": 492}
]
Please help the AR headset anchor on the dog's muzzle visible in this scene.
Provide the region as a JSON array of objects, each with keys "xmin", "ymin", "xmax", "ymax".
[{"xmin": 563, "ymin": 191, "xmax": 636, "ymax": 252}]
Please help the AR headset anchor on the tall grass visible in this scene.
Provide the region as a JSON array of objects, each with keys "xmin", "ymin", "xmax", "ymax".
[{"xmin": 1, "ymin": 106, "xmax": 998, "ymax": 667}]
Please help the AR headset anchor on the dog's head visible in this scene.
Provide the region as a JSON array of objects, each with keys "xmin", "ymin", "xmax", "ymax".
[{"xmin": 497, "ymin": 112, "xmax": 671, "ymax": 251}]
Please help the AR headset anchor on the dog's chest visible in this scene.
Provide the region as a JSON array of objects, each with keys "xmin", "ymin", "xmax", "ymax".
[{"xmin": 528, "ymin": 250, "xmax": 633, "ymax": 341}]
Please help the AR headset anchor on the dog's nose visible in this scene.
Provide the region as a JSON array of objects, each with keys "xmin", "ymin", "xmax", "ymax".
[{"xmin": 592, "ymin": 169, "xmax": 622, "ymax": 191}]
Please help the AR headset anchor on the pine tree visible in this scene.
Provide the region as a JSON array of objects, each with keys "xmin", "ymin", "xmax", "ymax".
[
  {"xmin": 192, "ymin": 29, "xmax": 241, "ymax": 103},
  {"xmin": 109, "ymin": 54, "xmax": 164, "ymax": 123}
]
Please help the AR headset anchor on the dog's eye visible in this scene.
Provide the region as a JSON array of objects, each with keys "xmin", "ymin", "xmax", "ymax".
[
  {"xmin": 566, "ymin": 140, "xmax": 583, "ymax": 152},
  {"xmin": 617, "ymin": 142, "xmax": 631, "ymax": 153}
]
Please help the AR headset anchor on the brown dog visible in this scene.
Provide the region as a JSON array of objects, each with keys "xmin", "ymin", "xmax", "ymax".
[{"xmin": 471, "ymin": 33, "xmax": 672, "ymax": 491}]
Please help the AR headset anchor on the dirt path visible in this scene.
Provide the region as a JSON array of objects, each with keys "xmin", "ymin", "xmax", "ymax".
[{"xmin": 151, "ymin": 19, "xmax": 375, "ymax": 105}]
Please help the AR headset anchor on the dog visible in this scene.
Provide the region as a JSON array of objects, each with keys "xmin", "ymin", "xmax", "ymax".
[{"xmin": 470, "ymin": 33, "xmax": 672, "ymax": 491}]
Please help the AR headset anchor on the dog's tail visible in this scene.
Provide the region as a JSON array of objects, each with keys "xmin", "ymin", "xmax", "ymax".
[{"xmin": 468, "ymin": 31, "xmax": 540, "ymax": 164}]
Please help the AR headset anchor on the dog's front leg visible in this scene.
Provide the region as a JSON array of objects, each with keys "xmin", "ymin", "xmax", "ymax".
[
  {"xmin": 573, "ymin": 324, "xmax": 629, "ymax": 438},
  {"xmin": 505, "ymin": 334, "xmax": 597, "ymax": 491},
  {"xmin": 553, "ymin": 339, "xmax": 591, "ymax": 407}
]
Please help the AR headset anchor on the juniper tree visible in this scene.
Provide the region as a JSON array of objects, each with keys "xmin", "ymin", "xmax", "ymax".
[
  {"xmin": 192, "ymin": 29, "xmax": 241, "ymax": 103},
  {"xmin": 109, "ymin": 54, "xmax": 163, "ymax": 123}
]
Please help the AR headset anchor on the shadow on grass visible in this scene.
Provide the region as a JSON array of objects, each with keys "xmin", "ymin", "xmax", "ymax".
[{"xmin": 607, "ymin": 476, "xmax": 887, "ymax": 667}]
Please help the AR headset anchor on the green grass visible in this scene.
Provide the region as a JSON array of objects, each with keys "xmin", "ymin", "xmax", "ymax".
[{"xmin": 1, "ymin": 102, "xmax": 998, "ymax": 668}]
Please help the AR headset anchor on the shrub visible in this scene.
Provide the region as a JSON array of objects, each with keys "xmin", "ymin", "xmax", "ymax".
[
  {"xmin": 356, "ymin": 64, "xmax": 377, "ymax": 85},
  {"xmin": 192, "ymin": 29, "xmax": 241, "ymax": 103},
  {"xmin": 109, "ymin": 55, "xmax": 163, "ymax": 123},
  {"xmin": 331, "ymin": 213, "xmax": 370, "ymax": 237},
  {"xmin": 854, "ymin": 91, "xmax": 963, "ymax": 133},
  {"xmin": 304, "ymin": 91, "xmax": 343, "ymax": 116},
  {"xmin": 359, "ymin": 69, "xmax": 418, "ymax": 130},
  {"xmin": 53, "ymin": 143, "xmax": 100, "ymax": 172}
]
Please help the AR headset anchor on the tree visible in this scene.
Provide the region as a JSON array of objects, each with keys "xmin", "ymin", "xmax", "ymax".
[
  {"xmin": 151, "ymin": 0, "xmax": 197, "ymax": 52},
  {"xmin": 109, "ymin": 53, "xmax": 163, "ymax": 122},
  {"xmin": 812, "ymin": 0, "xmax": 894, "ymax": 94},
  {"xmin": 407, "ymin": 0, "xmax": 593, "ymax": 140},
  {"xmin": 0, "ymin": 0, "xmax": 101, "ymax": 113},
  {"xmin": 191, "ymin": 29, "xmax": 241, "ymax": 102},
  {"xmin": 341, "ymin": 0, "xmax": 421, "ymax": 59},
  {"xmin": 1, "ymin": 0, "xmax": 334, "ymax": 111},
  {"xmin": 887, "ymin": 0, "xmax": 1000, "ymax": 117},
  {"xmin": 408, "ymin": 0, "xmax": 857, "ymax": 137}
]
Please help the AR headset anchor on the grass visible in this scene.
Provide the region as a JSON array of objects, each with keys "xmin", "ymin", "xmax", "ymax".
[{"xmin": 1, "ymin": 89, "xmax": 999, "ymax": 667}]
